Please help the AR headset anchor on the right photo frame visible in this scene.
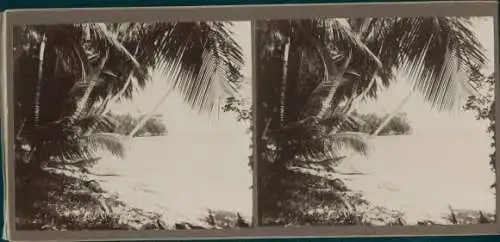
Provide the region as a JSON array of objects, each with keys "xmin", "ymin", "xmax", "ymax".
[{"xmin": 254, "ymin": 16, "xmax": 497, "ymax": 228}]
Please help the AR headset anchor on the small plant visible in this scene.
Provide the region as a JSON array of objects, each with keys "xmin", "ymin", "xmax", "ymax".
[{"xmin": 444, "ymin": 206, "xmax": 494, "ymax": 225}]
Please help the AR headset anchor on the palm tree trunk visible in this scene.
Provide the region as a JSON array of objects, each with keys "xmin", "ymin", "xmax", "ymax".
[
  {"xmin": 16, "ymin": 119, "xmax": 26, "ymax": 141},
  {"xmin": 101, "ymin": 70, "xmax": 135, "ymax": 115},
  {"xmin": 317, "ymin": 53, "xmax": 352, "ymax": 120},
  {"xmin": 70, "ymin": 49, "xmax": 109, "ymax": 124},
  {"xmin": 345, "ymin": 77, "xmax": 377, "ymax": 117},
  {"xmin": 99, "ymin": 44, "xmax": 141, "ymax": 117},
  {"xmin": 340, "ymin": 40, "xmax": 385, "ymax": 121},
  {"xmin": 96, "ymin": 93, "xmax": 114, "ymax": 114},
  {"xmin": 327, "ymin": 77, "xmax": 377, "ymax": 135},
  {"xmin": 85, "ymin": 45, "xmax": 141, "ymax": 135},
  {"xmin": 372, "ymin": 91, "xmax": 412, "ymax": 136},
  {"xmin": 279, "ymin": 39, "xmax": 291, "ymax": 128},
  {"xmin": 34, "ymin": 34, "xmax": 47, "ymax": 126},
  {"xmin": 128, "ymin": 87, "xmax": 173, "ymax": 137},
  {"xmin": 217, "ymin": 96, "xmax": 221, "ymax": 119}
]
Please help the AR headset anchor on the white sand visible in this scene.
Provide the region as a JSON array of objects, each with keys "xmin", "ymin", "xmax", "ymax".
[
  {"xmin": 90, "ymin": 133, "xmax": 253, "ymax": 226},
  {"xmin": 335, "ymin": 134, "xmax": 496, "ymax": 224},
  {"xmin": 90, "ymin": 132, "xmax": 494, "ymax": 226}
]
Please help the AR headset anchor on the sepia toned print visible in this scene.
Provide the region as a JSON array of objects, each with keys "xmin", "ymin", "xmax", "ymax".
[
  {"xmin": 12, "ymin": 21, "xmax": 253, "ymax": 231},
  {"xmin": 2, "ymin": 1, "xmax": 499, "ymax": 241},
  {"xmin": 256, "ymin": 17, "xmax": 496, "ymax": 227}
]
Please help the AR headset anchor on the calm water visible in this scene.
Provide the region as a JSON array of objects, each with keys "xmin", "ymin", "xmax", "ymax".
[
  {"xmin": 91, "ymin": 133, "xmax": 253, "ymax": 225},
  {"xmin": 337, "ymin": 133, "xmax": 495, "ymax": 224},
  {"xmin": 91, "ymin": 132, "xmax": 495, "ymax": 225}
]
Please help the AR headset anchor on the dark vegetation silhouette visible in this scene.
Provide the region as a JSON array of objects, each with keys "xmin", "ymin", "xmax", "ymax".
[
  {"xmin": 346, "ymin": 112, "xmax": 412, "ymax": 136},
  {"xmin": 255, "ymin": 17, "xmax": 492, "ymax": 226},
  {"xmin": 105, "ymin": 113, "xmax": 167, "ymax": 137},
  {"xmin": 13, "ymin": 22, "xmax": 250, "ymax": 230},
  {"xmin": 463, "ymin": 66, "xmax": 496, "ymax": 188}
]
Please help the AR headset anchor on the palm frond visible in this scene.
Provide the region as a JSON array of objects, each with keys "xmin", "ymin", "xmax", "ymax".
[
  {"xmin": 326, "ymin": 132, "xmax": 369, "ymax": 156},
  {"xmin": 88, "ymin": 23, "xmax": 141, "ymax": 69},
  {"xmin": 76, "ymin": 113, "xmax": 119, "ymax": 133},
  {"xmin": 292, "ymin": 128, "xmax": 369, "ymax": 163},
  {"xmin": 325, "ymin": 19, "xmax": 382, "ymax": 69},
  {"xmin": 145, "ymin": 22, "xmax": 244, "ymax": 113},
  {"xmin": 79, "ymin": 132, "xmax": 125, "ymax": 158},
  {"xmin": 393, "ymin": 17, "xmax": 487, "ymax": 111}
]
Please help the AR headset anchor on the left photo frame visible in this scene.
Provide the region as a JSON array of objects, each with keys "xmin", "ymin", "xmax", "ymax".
[{"xmin": 11, "ymin": 21, "xmax": 254, "ymax": 231}]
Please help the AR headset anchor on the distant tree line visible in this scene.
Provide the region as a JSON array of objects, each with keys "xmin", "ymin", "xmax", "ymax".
[
  {"xmin": 106, "ymin": 113, "xmax": 168, "ymax": 137},
  {"xmin": 348, "ymin": 112, "xmax": 412, "ymax": 136}
]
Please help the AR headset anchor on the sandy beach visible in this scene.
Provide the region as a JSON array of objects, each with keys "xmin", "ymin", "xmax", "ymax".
[
  {"xmin": 89, "ymin": 131, "xmax": 494, "ymax": 226},
  {"xmin": 336, "ymin": 133, "xmax": 495, "ymax": 224},
  {"xmin": 90, "ymin": 133, "xmax": 253, "ymax": 226}
]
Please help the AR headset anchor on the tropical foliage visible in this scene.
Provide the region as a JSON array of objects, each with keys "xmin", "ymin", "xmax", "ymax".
[
  {"xmin": 104, "ymin": 113, "xmax": 168, "ymax": 137},
  {"xmin": 14, "ymin": 22, "xmax": 243, "ymax": 169},
  {"xmin": 14, "ymin": 22, "xmax": 244, "ymax": 229},
  {"xmin": 256, "ymin": 17, "xmax": 487, "ymax": 225},
  {"xmin": 463, "ymin": 67, "xmax": 496, "ymax": 188},
  {"xmin": 346, "ymin": 111, "xmax": 412, "ymax": 136}
]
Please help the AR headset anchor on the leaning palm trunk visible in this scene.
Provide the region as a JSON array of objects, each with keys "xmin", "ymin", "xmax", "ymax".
[
  {"xmin": 328, "ymin": 76, "xmax": 378, "ymax": 136},
  {"xmin": 279, "ymin": 39, "xmax": 291, "ymax": 128},
  {"xmin": 346, "ymin": 77, "xmax": 377, "ymax": 117},
  {"xmin": 84, "ymin": 70, "xmax": 135, "ymax": 136},
  {"xmin": 342, "ymin": 42, "xmax": 385, "ymax": 118},
  {"xmin": 317, "ymin": 53, "xmax": 352, "ymax": 120},
  {"xmin": 335, "ymin": 39, "xmax": 385, "ymax": 131},
  {"xmin": 103, "ymin": 71, "xmax": 135, "ymax": 114},
  {"xmin": 128, "ymin": 87, "xmax": 173, "ymax": 137},
  {"xmin": 34, "ymin": 34, "xmax": 47, "ymax": 126},
  {"xmin": 98, "ymin": 44, "xmax": 141, "ymax": 117},
  {"xmin": 372, "ymin": 91, "xmax": 412, "ymax": 136},
  {"xmin": 70, "ymin": 50, "xmax": 109, "ymax": 125}
]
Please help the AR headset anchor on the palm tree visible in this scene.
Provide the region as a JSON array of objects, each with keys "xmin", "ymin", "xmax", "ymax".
[
  {"xmin": 127, "ymin": 87, "xmax": 173, "ymax": 137},
  {"xmin": 256, "ymin": 17, "xmax": 487, "ymax": 225},
  {"xmin": 14, "ymin": 22, "xmax": 244, "ymax": 169},
  {"xmin": 95, "ymin": 22, "xmax": 244, "ymax": 137},
  {"xmin": 372, "ymin": 91, "xmax": 413, "ymax": 136},
  {"xmin": 345, "ymin": 17, "xmax": 487, "ymax": 137},
  {"xmin": 14, "ymin": 24, "xmax": 136, "ymax": 169},
  {"xmin": 256, "ymin": 19, "xmax": 379, "ymax": 224}
]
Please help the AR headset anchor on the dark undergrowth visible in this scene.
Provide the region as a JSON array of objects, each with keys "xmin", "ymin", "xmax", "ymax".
[
  {"xmin": 15, "ymin": 161, "xmax": 162, "ymax": 230},
  {"xmin": 260, "ymin": 161, "xmax": 494, "ymax": 227},
  {"xmin": 15, "ymin": 160, "xmax": 251, "ymax": 231},
  {"xmin": 261, "ymin": 165, "xmax": 405, "ymax": 227}
]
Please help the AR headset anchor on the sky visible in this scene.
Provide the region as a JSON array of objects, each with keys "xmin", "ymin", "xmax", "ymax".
[
  {"xmin": 357, "ymin": 17, "xmax": 495, "ymax": 137},
  {"xmin": 110, "ymin": 21, "xmax": 252, "ymax": 135},
  {"xmin": 111, "ymin": 17, "xmax": 495, "ymax": 139}
]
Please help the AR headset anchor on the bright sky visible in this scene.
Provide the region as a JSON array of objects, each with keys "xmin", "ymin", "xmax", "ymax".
[
  {"xmin": 110, "ymin": 21, "xmax": 252, "ymax": 135},
  {"xmin": 112, "ymin": 18, "xmax": 495, "ymax": 139},
  {"xmin": 358, "ymin": 17, "xmax": 495, "ymax": 137}
]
